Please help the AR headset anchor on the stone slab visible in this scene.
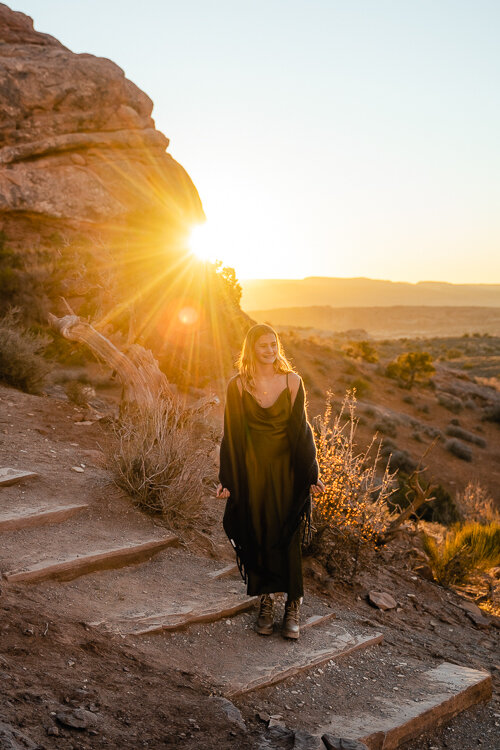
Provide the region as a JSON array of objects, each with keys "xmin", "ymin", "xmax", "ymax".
[
  {"xmin": 102, "ymin": 595, "xmax": 259, "ymax": 635},
  {"xmin": 0, "ymin": 502, "xmax": 88, "ymax": 532},
  {"xmin": 226, "ymin": 628, "xmax": 383, "ymax": 698},
  {"xmin": 317, "ymin": 662, "xmax": 492, "ymax": 750},
  {"xmin": 208, "ymin": 563, "xmax": 239, "ymax": 580},
  {"xmin": 3, "ymin": 535, "xmax": 177, "ymax": 583},
  {"xmin": 0, "ymin": 468, "xmax": 38, "ymax": 486}
]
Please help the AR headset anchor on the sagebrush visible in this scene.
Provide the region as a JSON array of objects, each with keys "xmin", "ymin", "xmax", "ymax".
[
  {"xmin": 110, "ymin": 395, "xmax": 216, "ymax": 528},
  {"xmin": 0, "ymin": 308, "xmax": 51, "ymax": 393},
  {"xmin": 308, "ymin": 390, "xmax": 395, "ymax": 580}
]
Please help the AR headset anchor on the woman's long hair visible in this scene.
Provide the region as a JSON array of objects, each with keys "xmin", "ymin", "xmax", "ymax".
[{"xmin": 236, "ymin": 323, "xmax": 294, "ymax": 390}]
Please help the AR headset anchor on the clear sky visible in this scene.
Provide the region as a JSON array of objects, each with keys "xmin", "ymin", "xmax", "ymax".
[{"xmin": 11, "ymin": 1, "xmax": 500, "ymax": 283}]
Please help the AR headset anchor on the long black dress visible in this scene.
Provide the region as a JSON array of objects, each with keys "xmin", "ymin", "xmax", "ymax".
[
  {"xmin": 219, "ymin": 374, "xmax": 319, "ymax": 600},
  {"xmin": 242, "ymin": 379, "xmax": 303, "ymax": 599}
]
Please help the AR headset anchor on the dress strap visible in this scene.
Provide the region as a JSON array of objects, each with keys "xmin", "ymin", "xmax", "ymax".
[{"xmin": 286, "ymin": 372, "xmax": 289, "ymax": 388}]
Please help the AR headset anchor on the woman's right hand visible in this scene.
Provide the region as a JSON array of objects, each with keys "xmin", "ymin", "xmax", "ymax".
[{"xmin": 216, "ymin": 483, "xmax": 230, "ymax": 499}]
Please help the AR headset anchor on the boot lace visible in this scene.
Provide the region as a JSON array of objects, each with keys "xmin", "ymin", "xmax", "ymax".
[{"xmin": 260, "ymin": 594, "xmax": 274, "ymax": 617}]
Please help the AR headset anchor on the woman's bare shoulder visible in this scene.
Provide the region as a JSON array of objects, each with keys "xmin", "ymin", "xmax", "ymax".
[{"xmin": 288, "ymin": 371, "xmax": 301, "ymax": 404}]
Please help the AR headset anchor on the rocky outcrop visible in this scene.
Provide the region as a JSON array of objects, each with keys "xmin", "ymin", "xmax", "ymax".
[
  {"xmin": 0, "ymin": 4, "xmax": 249, "ymax": 382},
  {"xmin": 0, "ymin": 3, "xmax": 202, "ymax": 232}
]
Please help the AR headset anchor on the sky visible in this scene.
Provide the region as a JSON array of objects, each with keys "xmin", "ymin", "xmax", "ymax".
[{"xmin": 11, "ymin": 1, "xmax": 500, "ymax": 283}]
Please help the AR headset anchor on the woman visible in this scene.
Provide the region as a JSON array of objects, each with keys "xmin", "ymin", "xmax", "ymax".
[{"xmin": 216, "ymin": 324, "xmax": 324, "ymax": 639}]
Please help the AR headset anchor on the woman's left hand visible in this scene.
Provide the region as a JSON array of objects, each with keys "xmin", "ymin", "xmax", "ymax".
[{"xmin": 310, "ymin": 479, "xmax": 325, "ymax": 496}]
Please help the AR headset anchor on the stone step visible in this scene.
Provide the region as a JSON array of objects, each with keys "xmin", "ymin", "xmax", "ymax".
[
  {"xmin": 95, "ymin": 595, "xmax": 259, "ymax": 635},
  {"xmin": 207, "ymin": 563, "xmax": 239, "ymax": 580},
  {"xmin": 0, "ymin": 502, "xmax": 88, "ymax": 532},
  {"xmin": 19, "ymin": 547, "xmax": 256, "ymax": 634},
  {"xmin": 3, "ymin": 536, "xmax": 177, "ymax": 583},
  {"xmin": 318, "ymin": 662, "xmax": 491, "ymax": 750},
  {"xmin": 138, "ymin": 609, "xmax": 382, "ymax": 698},
  {"xmin": 0, "ymin": 467, "xmax": 38, "ymax": 487},
  {"xmin": 226, "ymin": 627, "xmax": 382, "ymax": 698}
]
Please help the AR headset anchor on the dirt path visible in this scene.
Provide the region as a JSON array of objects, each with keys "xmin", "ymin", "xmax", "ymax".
[{"xmin": 0, "ymin": 383, "xmax": 499, "ymax": 749}]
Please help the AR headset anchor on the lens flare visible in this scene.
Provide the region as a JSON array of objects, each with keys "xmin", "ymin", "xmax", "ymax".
[{"xmin": 178, "ymin": 306, "xmax": 199, "ymax": 325}]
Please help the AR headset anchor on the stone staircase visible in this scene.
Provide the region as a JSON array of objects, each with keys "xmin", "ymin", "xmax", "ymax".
[{"xmin": 0, "ymin": 467, "xmax": 492, "ymax": 749}]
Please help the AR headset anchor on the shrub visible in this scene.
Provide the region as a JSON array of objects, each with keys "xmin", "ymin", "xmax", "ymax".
[
  {"xmin": 455, "ymin": 481, "xmax": 499, "ymax": 524},
  {"xmin": 0, "ymin": 309, "xmax": 51, "ymax": 393},
  {"xmin": 445, "ymin": 438, "xmax": 473, "ymax": 462},
  {"xmin": 482, "ymin": 404, "xmax": 500, "ymax": 424},
  {"xmin": 109, "ymin": 395, "xmax": 216, "ymax": 528},
  {"xmin": 342, "ymin": 340, "xmax": 379, "ymax": 363},
  {"xmin": 374, "ymin": 418, "xmax": 397, "ymax": 438},
  {"xmin": 385, "ymin": 351, "xmax": 435, "ymax": 389},
  {"xmin": 389, "ymin": 478, "xmax": 460, "ymax": 525},
  {"xmin": 445, "ymin": 424, "xmax": 486, "ymax": 448},
  {"xmin": 64, "ymin": 380, "xmax": 96, "ymax": 406},
  {"xmin": 348, "ymin": 377, "xmax": 370, "ymax": 398},
  {"xmin": 437, "ymin": 391, "xmax": 463, "ymax": 413},
  {"xmin": 309, "ymin": 391, "xmax": 395, "ymax": 580},
  {"xmin": 423, "ymin": 521, "xmax": 500, "ymax": 585}
]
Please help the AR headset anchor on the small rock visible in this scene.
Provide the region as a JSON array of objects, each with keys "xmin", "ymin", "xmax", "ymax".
[
  {"xmin": 210, "ymin": 696, "xmax": 246, "ymax": 732},
  {"xmin": 458, "ymin": 599, "xmax": 483, "ymax": 617},
  {"xmin": 268, "ymin": 725, "xmax": 294, "ymax": 741},
  {"xmin": 293, "ymin": 728, "xmax": 323, "ymax": 749},
  {"xmin": 466, "ymin": 611, "xmax": 490, "ymax": 630},
  {"xmin": 257, "ymin": 712, "xmax": 270, "ymax": 723},
  {"xmin": 268, "ymin": 718, "xmax": 286, "ymax": 728},
  {"xmin": 47, "ymin": 726, "xmax": 60, "ymax": 736},
  {"xmin": 322, "ymin": 736, "xmax": 369, "ymax": 750},
  {"xmin": 55, "ymin": 708, "xmax": 99, "ymax": 730},
  {"xmin": 368, "ymin": 591, "xmax": 397, "ymax": 610},
  {"xmin": 414, "ymin": 563, "xmax": 434, "ymax": 581},
  {"xmin": 71, "ymin": 466, "xmax": 84, "ymax": 473}
]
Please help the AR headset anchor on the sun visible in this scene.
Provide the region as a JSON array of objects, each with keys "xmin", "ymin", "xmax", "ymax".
[{"xmin": 188, "ymin": 223, "xmax": 219, "ymax": 262}]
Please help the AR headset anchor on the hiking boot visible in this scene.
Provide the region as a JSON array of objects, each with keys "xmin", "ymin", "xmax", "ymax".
[
  {"xmin": 254, "ymin": 594, "xmax": 274, "ymax": 635},
  {"xmin": 281, "ymin": 597, "xmax": 301, "ymax": 639}
]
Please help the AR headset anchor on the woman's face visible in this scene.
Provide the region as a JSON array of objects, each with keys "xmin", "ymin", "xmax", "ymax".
[{"xmin": 254, "ymin": 333, "xmax": 278, "ymax": 365}]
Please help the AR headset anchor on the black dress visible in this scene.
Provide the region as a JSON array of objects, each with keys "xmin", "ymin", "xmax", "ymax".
[
  {"xmin": 219, "ymin": 373, "xmax": 319, "ymax": 599},
  {"xmin": 242, "ymin": 378, "xmax": 304, "ymax": 599}
]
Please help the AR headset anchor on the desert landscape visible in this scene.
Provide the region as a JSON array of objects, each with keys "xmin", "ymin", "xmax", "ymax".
[{"xmin": 1, "ymin": 3, "xmax": 499, "ymax": 750}]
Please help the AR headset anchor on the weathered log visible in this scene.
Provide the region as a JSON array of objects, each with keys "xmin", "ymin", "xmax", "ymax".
[{"xmin": 48, "ymin": 313, "xmax": 172, "ymax": 408}]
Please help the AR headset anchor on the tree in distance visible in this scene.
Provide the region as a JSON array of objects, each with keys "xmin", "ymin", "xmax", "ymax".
[{"xmin": 385, "ymin": 351, "xmax": 435, "ymax": 390}]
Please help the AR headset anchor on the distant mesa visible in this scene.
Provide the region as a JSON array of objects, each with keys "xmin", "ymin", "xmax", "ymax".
[
  {"xmin": 241, "ymin": 277, "xmax": 500, "ymax": 311},
  {"xmin": 249, "ymin": 304, "xmax": 500, "ymax": 338}
]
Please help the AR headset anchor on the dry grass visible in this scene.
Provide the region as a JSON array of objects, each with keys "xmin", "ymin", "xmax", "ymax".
[
  {"xmin": 0, "ymin": 308, "xmax": 51, "ymax": 393},
  {"xmin": 455, "ymin": 481, "xmax": 499, "ymax": 524},
  {"xmin": 109, "ymin": 395, "xmax": 216, "ymax": 529},
  {"xmin": 309, "ymin": 390, "xmax": 395, "ymax": 580},
  {"xmin": 423, "ymin": 521, "xmax": 500, "ymax": 586}
]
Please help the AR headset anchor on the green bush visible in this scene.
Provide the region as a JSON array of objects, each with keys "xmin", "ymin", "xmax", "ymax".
[
  {"xmin": 386, "ymin": 352, "xmax": 435, "ymax": 389},
  {"xmin": 0, "ymin": 309, "xmax": 52, "ymax": 393},
  {"xmin": 423, "ymin": 521, "xmax": 500, "ymax": 585},
  {"xmin": 342, "ymin": 340, "xmax": 379, "ymax": 363}
]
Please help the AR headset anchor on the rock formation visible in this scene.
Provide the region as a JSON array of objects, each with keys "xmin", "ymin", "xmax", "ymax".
[
  {"xmin": 0, "ymin": 3, "xmax": 202, "ymax": 233},
  {"xmin": 0, "ymin": 4, "xmax": 247, "ymax": 383}
]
